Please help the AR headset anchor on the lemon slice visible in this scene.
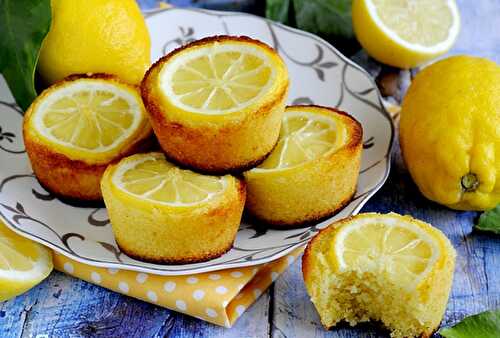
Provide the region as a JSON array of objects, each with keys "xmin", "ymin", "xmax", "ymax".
[
  {"xmin": 333, "ymin": 214, "xmax": 440, "ymax": 290},
  {"xmin": 0, "ymin": 221, "xmax": 53, "ymax": 301},
  {"xmin": 28, "ymin": 76, "xmax": 150, "ymax": 162},
  {"xmin": 111, "ymin": 152, "xmax": 227, "ymax": 207},
  {"xmin": 352, "ymin": 0, "xmax": 460, "ymax": 68},
  {"xmin": 159, "ymin": 38, "xmax": 279, "ymax": 115},
  {"xmin": 255, "ymin": 109, "xmax": 347, "ymax": 171}
]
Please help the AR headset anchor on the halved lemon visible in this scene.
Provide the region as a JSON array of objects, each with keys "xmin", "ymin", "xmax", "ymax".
[
  {"xmin": 23, "ymin": 74, "xmax": 153, "ymax": 200},
  {"xmin": 244, "ymin": 106, "xmax": 362, "ymax": 227},
  {"xmin": 141, "ymin": 35, "xmax": 289, "ymax": 173},
  {"xmin": 101, "ymin": 152, "xmax": 246, "ymax": 263},
  {"xmin": 352, "ymin": 0, "xmax": 460, "ymax": 68},
  {"xmin": 302, "ymin": 213, "xmax": 456, "ymax": 337},
  {"xmin": 0, "ymin": 221, "xmax": 53, "ymax": 302}
]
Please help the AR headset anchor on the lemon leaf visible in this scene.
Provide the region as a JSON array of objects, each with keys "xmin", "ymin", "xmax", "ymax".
[
  {"xmin": 293, "ymin": 0, "xmax": 354, "ymax": 40},
  {"xmin": 475, "ymin": 204, "xmax": 500, "ymax": 235},
  {"xmin": 439, "ymin": 310, "xmax": 500, "ymax": 338},
  {"xmin": 266, "ymin": 0, "xmax": 292, "ymax": 25},
  {"xmin": 0, "ymin": 0, "xmax": 51, "ymax": 111}
]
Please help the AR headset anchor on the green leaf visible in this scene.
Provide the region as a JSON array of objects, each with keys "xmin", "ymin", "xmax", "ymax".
[
  {"xmin": 475, "ymin": 204, "xmax": 500, "ymax": 235},
  {"xmin": 266, "ymin": 0, "xmax": 292, "ymax": 25},
  {"xmin": 0, "ymin": 0, "xmax": 51, "ymax": 111},
  {"xmin": 439, "ymin": 310, "xmax": 500, "ymax": 338},
  {"xmin": 292, "ymin": 0, "xmax": 353, "ymax": 40}
]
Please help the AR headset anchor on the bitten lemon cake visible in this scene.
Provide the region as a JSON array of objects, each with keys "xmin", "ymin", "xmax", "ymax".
[
  {"xmin": 302, "ymin": 213, "xmax": 456, "ymax": 338},
  {"xmin": 101, "ymin": 152, "xmax": 246, "ymax": 263},
  {"xmin": 244, "ymin": 105, "xmax": 362, "ymax": 227},
  {"xmin": 141, "ymin": 35, "xmax": 289, "ymax": 174},
  {"xmin": 23, "ymin": 74, "xmax": 153, "ymax": 200}
]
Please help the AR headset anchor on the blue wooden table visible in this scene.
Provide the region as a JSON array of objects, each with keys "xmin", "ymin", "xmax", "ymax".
[{"xmin": 1, "ymin": 1, "xmax": 499, "ymax": 337}]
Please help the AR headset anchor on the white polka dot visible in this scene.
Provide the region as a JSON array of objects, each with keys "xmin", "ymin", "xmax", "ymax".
[
  {"xmin": 186, "ymin": 276, "xmax": 198, "ymax": 284},
  {"xmin": 147, "ymin": 290, "xmax": 158, "ymax": 302},
  {"xmin": 287, "ymin": 255, "xmax": 295, "ymax": 265},
  {"xmin": 136, "ymin": 273, "xmax": 148, "ymax": 284},
  {"xmin": 63, "ymin": 262, "xmax": 74, "ymax": 273},
  {"xmin": 215, "ymin": 286, "xmax": 228, "ymax": 295},
  {"xmin": 206, "ymin": 307, "xmax": 218, "ymax": 318},
  {"xmin": 230, "ymin": 271, "xmax": 243, "ymax": 278},
  {"xmin": 107, "ymin": 268, "xmax": 119, "ymax": 275},
  {"xmin": 192, "ymin": 289, "xmax": 205, "ymax": 301},
  {"xmin": 90, "ymin": 271, "xmax": 101, "ymax": 284},
  {"xmin": 271, "ymin": 272, "xmax": 279, "ymax": 281},
  {"xmin": 253, "ymin": 288, "xmax": 262, "ymax": 298},
  {"xmin": 208, "ymin": 273, "xmax": 221, "ymax": 281},
  {"xmin": 235, "ymin": 305, "xmax": 246, "ymax": 316},
  {"xmin": 164, "ymin": 281, "xmax": 176, "ymax": 293},
  {"xmin": 222, "ymin": 300, "xmax": 229, "ymax": 307},
  {"xmin": 118, "ymin": 281, "xmax": 129, "ymax": 293},
  {"xmin": 176, "ymin": 299, "xmax": 187, "ymax": 311}
]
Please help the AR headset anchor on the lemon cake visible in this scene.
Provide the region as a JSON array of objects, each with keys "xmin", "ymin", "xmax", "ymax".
[
  {"xmin": 23, "ymin": 74, "xmax": 153, "ymax": 200},
  {"xmin": 101, "ymin": 152, "xmax": 246, "ymax": 263},
  {"xmin": 244, "ymin": 105, "xmax": 362, "ymax": 227},
  {"xmin": 302, "ymin": 213, "xmax": 456, "ymax": 338},
  {"xmin": 141, "ymin": 35, "xmax": 289, "ymax": 174}
]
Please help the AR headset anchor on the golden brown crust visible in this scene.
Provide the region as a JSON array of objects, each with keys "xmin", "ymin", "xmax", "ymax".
[
  {"xmin": 141, "ymin": 35, "xmax": 289, "ymax": 174},
  {"xmin": 249, "ymin": 189, "xmax": 356, "ymax": 229},
  {"xmin": 116, "ymin": 239, "xmax": 234, "ymax": 264},
  {"xmin": 24, "ymin": 129, "xmax": 155, "ymax": 201},
  {"xmin": 23, "ymin": 73, "xmax": 154, "ymax": 201}
]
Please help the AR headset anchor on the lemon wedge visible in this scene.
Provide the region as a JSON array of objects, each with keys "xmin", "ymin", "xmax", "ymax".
[
  {"xmin": 352, "ymin": 0, "xmax": 460, "ymax": 68},
  {"xmin": 0, "ymin": 221, "xmax": 53, "ymax": 301},
  {"xmin": 26, "ymin": 75, "xmax": 151, "ymax": 163}
]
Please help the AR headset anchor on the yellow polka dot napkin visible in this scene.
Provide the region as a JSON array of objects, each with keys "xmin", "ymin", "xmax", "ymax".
[{"xmin": 53, "ymin": 247, "xmax": 303, "ymax": 327}]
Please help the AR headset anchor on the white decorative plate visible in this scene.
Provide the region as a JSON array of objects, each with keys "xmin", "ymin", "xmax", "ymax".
[{"xmin": 0, "ymin": 8, "xmax": 393, "ymax": 275}]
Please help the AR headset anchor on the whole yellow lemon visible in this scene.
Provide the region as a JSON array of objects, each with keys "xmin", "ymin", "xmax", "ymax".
[
  {"xmin": 38, "ymin": 0, "xmax": 150, "ymax": 85},
  {"xmin": 400, "ymin": 56, "xmax": 500, "ymax": 211}
]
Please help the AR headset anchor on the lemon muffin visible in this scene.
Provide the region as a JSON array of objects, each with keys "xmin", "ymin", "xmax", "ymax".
[
  {"xmin": 141, "ymin": 35, "xmax": 289, "ymax": 174},
  {"xmin": 302, "ymin": 213, "xmax": 456, "ymax": 338},
  {"xmin": 101, "ymin": 152, "xmax": 246, "ymax": 263},
  {"xmin": 244, "ymin": 105, "xmax": 362, "ymax": 227},
  {"xmin": 23, "ymin": 74, "xmax": 153, "ymax": 200}
]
